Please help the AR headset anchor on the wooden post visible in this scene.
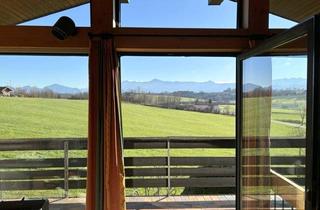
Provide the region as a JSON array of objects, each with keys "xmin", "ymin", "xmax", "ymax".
[
  {"xmin": 91, "ymin": 0, "xmax": 115, "ymax": 34},
  {"xmin": 88, "ymin": 1, "xmax": 116, "ymax": 209},
  {"xmin": 238, "ymin": 0, "xmax": 269, "ymax": 35},
  {"xmin": 64, "ymin": 141, "xmax": 69, "ymax": 198},
  {"xmin": 167, "ymin": 138, "xmax": 171, "ymax": 196}
]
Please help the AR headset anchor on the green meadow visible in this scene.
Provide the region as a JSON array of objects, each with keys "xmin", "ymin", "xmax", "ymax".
[
  {"xmin": 0, "ymin": 97, "xmax": 305, "ymax": 159},
  {"xmin": 0, "ymin": 97, "xmax": 304, "ymax": 139}
]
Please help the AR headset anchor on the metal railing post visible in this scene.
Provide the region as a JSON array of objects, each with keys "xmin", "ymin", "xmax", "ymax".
[
  {"xmin": 167, "ymin": 138, "xmax": 171, "ymax": 197},
  {"xmin": 64, "ymin": 141, "xmax": 69, "ymax": 198},
  {"xmin": 0, "ymin": 175, "xmax": 2, "ymax": 200}
]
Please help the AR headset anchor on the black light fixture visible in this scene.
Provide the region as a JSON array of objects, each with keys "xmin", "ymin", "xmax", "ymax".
[{"xmin": 52, "ymin": 16, "xmax": 77, "ymax": 40}]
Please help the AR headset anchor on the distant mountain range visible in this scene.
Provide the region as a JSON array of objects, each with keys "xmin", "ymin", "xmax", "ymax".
[
  {"xmin": 272, "ymin": 78, "xmax": 306, "ymax": 90},
  {"xmin": 19, "ymin": 84, "xmax": 88, "ymax": 95},
  {"xmin": 15, "ymin": 78, "xmax": 306, "ymax": 94},
  {"xmin": 44, "ymin": 84, "xmax": 86, "ymax": 94},
  {"xmin": 122, "ymin": 79, "xmax": 235, "ymax": 93},
  {"xmin": 122, "ymin": 78, "xmax": 306, "ymax": 93}
]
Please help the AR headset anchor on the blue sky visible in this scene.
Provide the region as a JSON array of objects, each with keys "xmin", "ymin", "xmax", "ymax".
[
  {"xmin": 0, "ymin": 2, "xmax": 304, "ymax": 88},
  {"xmin": 243, "ymin": 57, "xmax": 272, "ymax": 87},
  {"xmin": 121, "ymin": 0, "xmax": 237, "ymax": 28},
  {"xmin": 121, "ymin": 56, "xmax": 236, "ymax": 83},
  {"xmin": 0, "ymin": 56, "xmax": 88, "ymax": 89},
  {"xmin": 121, "ymin": 56, "xmax": 307, "ymax": 83}
]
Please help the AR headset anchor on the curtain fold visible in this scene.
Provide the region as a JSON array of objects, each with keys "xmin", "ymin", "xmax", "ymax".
[{"xmin": 86, "ymin": 38, "xmax": 126, "ymax": 210}]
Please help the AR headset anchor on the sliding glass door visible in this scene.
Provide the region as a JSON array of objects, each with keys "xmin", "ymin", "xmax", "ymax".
[{"xmin": 237, "ymin": 16, "xmax": 320, "ymax": 210}]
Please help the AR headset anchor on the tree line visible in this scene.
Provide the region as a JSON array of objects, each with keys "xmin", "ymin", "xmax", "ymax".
[
  {"xmin": 14, "ymin": 88, "xmax": 88, "ymax": 100},
  {"xmin": 121, "ymin": 91, "xmax": 235, "ymax": 116}
]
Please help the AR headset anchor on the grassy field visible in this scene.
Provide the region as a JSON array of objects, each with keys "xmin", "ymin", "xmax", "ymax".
[
  {"xmin": 0, "ymin": 97, "xmax": 304, "ymax": 139},
  {"xmin": 220, "ymin": 105, "xmax": 305, "ymax": 126},
  {"xmin": 0, "ymin": 97, "xmax": 305, "ymax": 160},
  {"xmin": 272, "ymin": 108, "xmax": 304, "ymax": 125},
  {"xmin": 0, "ymin": 97, "xmax": 88, "ymax": 139}
]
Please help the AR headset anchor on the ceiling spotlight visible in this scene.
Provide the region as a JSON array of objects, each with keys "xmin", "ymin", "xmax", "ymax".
[{"xmin": 52, "ymin": 16, "xmax": 77, "ymax": 40}]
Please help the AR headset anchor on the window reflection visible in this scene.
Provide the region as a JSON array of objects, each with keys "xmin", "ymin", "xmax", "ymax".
[{"xmin": 241, "ymin": 55, "xmax": 306, "ymax": 210}]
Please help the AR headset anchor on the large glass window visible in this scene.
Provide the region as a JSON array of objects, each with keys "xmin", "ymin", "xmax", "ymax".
[
  {"xmin": 120, "ymin": 0, "xmax": 237, "ymax": 28},
  {"xmin": 269, "ymin": 14, "xmax": 297, "ymax": 29},
  {"xmin": 121, "ymin": 55, "xmax": 307, "ymax": 209},
  {"xmin": 121, "ymin": 56, "xmax": 237, "ymax": 207},
  {"xmin": 121, "ymin": 56, "xmax": 236, "ymax": 137},
  {"xmin": 240, "ymin": 35, "xmax": 308, "ymax": 210},
  {"xmin": 0, "ymin": 56, "xmax": 88, "ymax": 209}
]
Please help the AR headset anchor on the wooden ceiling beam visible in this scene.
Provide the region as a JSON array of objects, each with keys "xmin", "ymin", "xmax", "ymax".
[
  {"xmin": 0, "ymin": 26, "xmax": 307, "ymax": 54},
  {"xmin": 112, "ymin": 28, "xmax": 253, "ymax": 54},
  {"xmin": 114, "ymin": 35, "xmax": 250, "ymax": 54},
  {"xmin": 112, "ymin": 28, "xmax": 251, "ymax": 37},
  {"xmin": 0, "ymin": 26, "xmax": 89, "ymax": 54}
]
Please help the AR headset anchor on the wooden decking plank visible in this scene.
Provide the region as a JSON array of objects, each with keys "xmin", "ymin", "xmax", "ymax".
[
  {"xmin": 48, "ymin": 195, "xmax": 236, "ymax": 210},
  {"xmin": 126, "ymin": 200, "xmax": 235, "ymax": 209}
]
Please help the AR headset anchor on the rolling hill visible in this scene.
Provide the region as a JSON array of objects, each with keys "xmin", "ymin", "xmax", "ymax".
[{"xmin": 0, "ymin": 97, "xmax": 301, "ymax": 139}]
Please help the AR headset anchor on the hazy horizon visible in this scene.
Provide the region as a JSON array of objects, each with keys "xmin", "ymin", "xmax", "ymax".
[{"xmin": 3, "ymin": 77, "xmax": 308, "ymax": 89}]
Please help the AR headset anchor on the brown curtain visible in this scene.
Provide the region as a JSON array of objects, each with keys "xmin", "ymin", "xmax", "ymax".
[{"xmin": 86, "ymin": 37, "xmax": 126, "ymax": 210}]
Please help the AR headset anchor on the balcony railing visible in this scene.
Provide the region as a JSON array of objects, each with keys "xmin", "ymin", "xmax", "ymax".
[{"xmin": 0, "ymin": 137, "xmax": 305, "ymax": 208}]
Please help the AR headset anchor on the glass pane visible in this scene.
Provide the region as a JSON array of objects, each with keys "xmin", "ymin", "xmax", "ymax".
[
  {"xmin": 241, "ymin": 54, "xmax": 307, "ymax": 210},
  {"xmin": 121, "ymin": 56, "xmax": 236, "ymax": 208},
  {"xmin": 269, "ymin": 14, "xmax": 297, "ymax": 29},
  {"xmin": 0, "ymin": 56, "xmax": 88, "ymax": 209},
  {"xmin": 120, "ymin": 0, "xmax": 237, "ymax": 28}
]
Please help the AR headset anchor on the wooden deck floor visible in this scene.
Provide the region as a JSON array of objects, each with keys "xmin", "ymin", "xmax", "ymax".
[
  {"xmin": 127, "ymin": 195, "xmax": 235, "ymax": 210},
  {"xmin": 49, "ymin": 195, "xmax": 236, "ymax": 210}
]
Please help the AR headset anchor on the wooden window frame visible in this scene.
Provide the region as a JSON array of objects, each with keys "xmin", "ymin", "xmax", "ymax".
[{"xmin": 0, "ymin": 0, "xmax": 306, "ymax": 55}]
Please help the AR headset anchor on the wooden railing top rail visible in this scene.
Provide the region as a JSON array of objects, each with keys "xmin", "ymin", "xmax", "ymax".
[
  {"xmin": 0, "ymin": 137, "xmax": 305, "ymax": 151},
  {"xmin": 271, "ymin": 170, "xmax": 305, "ymax": 210}
]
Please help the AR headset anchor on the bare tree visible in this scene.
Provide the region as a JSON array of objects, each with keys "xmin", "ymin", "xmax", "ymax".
[{"xmin": 298, "ymin": 104, "xmax": 306, "ymax": 126}]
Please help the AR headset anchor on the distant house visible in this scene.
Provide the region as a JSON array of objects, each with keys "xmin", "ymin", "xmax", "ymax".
[{"xmin": 0, "ymin": 87, "xmax": 14, "ymax": 97}]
